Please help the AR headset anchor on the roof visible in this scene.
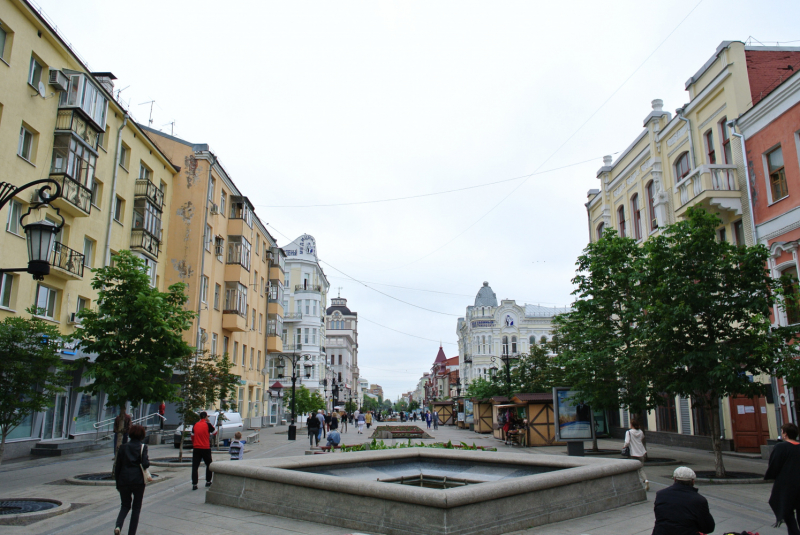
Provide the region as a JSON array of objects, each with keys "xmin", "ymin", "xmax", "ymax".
[
  {"xmin": 270, "ymin": 382, "xmax": 284, "ymax": 389},
  {"xmin": 490, "ymin": 396, "xmax": 510, "ymax": 404},
  {"xmin": 511, "ymin": 393, "xmax": 553, "ymax": 403},
  {"xmin": 433, "ymin": 345, "xmax": 447, "ymax": 364},
  {"xmin": 326, "ymin": 305, "xmax": 356, "ymax": 316},
  {"xmin": 524, "ymin": 304, "xmax": 571, "ymax": 317},
  {"xmin": 443, "ymin": 356, "xmax": 459, "ymax": 367},
  {"xmin": 685, "ymin": 41, "xmax": 736, "ymax": 90},
  {"xmin": 474, "ymin": 282, "xmax": 498, "ymax": 307}
]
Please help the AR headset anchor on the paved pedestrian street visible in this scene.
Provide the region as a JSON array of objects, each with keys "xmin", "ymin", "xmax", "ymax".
[{"xmin": 0, "ymin": 422, "xmax": 785, "ymax": 534}]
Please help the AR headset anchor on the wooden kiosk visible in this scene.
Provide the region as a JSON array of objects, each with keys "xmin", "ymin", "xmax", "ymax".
[
  {"xmin": 456, "ymin": 399, "xmax": 467, "ymax": 428},
  {"xmin": 490, "ymin": 396, "xmax": 512, "ymax": 440},
  {"xmin": 432, "ymin": 401, "xmax": 455, "ymax": 426},
  {"xmin": 472, "ymin": 398, "xmax": 493, "ymax": 433},
  {"xmin": 511, "ymin": 393, "xmax": 559, "ymax": 446}
]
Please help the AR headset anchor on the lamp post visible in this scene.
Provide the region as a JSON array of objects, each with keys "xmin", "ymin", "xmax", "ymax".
[
  {"xmin": 274, "ymin": 343, "xmax": 312, "ymax": 441},
  {"xmin": 0, "ymin": 180, "xmax": 63, "ymax": 281},
  {"xmin": 490, "ymin": 347, "xmax": 518, "ymax": 398}
]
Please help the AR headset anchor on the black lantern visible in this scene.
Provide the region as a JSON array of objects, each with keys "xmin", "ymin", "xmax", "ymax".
[
  {"xmin": 275, "ymin": 359, "xmax": 286, "ymax": 378},
  {"xmin": 304, "ymin": 361, "xmax": 313, "ymax": 378}
]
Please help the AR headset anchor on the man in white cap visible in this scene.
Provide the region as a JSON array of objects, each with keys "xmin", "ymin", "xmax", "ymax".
[{"xmin": 652, "ymin": 466, "xmax": 715, "ymax": 535}]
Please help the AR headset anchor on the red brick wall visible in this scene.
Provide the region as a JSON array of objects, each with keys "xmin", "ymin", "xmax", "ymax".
[{"xmin": 746, "ymin": 50, "xmax": 800, "ymax": 105}]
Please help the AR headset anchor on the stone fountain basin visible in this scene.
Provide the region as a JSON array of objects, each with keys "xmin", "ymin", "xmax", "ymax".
[{"xmin": 207, "ymin": 449, "xmax": 645, "ymax": 535}]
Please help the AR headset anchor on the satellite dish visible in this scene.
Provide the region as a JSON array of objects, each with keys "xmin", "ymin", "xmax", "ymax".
[
  {"xmin": 200, "ymin": 332, "xmax": 208, "ymax": 344},
  {"xmin": 38, "ymin": 81, "xmax": 46, "ymax": 98}
]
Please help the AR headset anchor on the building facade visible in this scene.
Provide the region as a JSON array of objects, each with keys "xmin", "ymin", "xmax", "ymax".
[
  {"xmin": 274, "ymin": 234, "xmax": 330, "ymax": 401},
  {"xmin": 0, "ymin": 0, "xmax": 180, "ymax": 458},
  {"xmin": 738, "ymin": 61, "xmax": 800, "ymax": 434},
  {"xmin": 585, "ymin": 41, "xmax": 800, "ymax": 451},
  {"xmin": 457, "ymin": 282, "xmax": 568, "ymax": 388},
  {"xmin": 144, "ymin": 128, "xmax": 285, "ymax": 428},
  {"xmin": 325, "ymin": 296, "xmax": 359, "ymax": 408}
]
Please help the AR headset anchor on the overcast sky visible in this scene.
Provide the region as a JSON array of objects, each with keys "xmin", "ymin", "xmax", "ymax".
[{"xmin": 37, "ymin": 0, "xmax": 800, "ymax": 400}]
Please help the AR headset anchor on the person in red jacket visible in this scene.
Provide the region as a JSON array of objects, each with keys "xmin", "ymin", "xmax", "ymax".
[{"xmin": 191, "ymin": 411, "xmax": 215, "ymax": 490}]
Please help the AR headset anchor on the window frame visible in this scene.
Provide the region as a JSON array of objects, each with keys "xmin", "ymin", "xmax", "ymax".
[
  {"xmin": 5, "ymin": 199, "xmax": 22, "ymax": 235},
  {"xmin": 766, "ymin": 146, "xmax": 789, "ymax": 203},
  {"xmin": 674, "ymin": 152, "xmax": 691, "ymax": 182},
  {"xmin": 719, "ymin": 117, "xmax": 732, "ymax": 164},
  {"xmin": 0, "ymin": 24, "xmax": 8, "ymax": 62},
  {"xmin": 631, "ymin": 193, "xmax": 642, "ymax": 241},
  {"xmin": 0, "ymin": 273, "xmax": 14, "ymax": 309},
  {"xmin": 645, "ymin": 180, "xmax": 657, "ymax": 231},
  {"xmin": 28, "ymin": 55, "xmax": 43, "ymax": 88},
  {"xmin": 18, "ymin": 124, "xmax": 35, "ymax": 162},
  {"xmin": 704, "ymin": 129, "xmax": 716, "ymax": 164},
  {"xmin": 617, "ymin": 205, "xmax": 626, "ymax": 238},
  {"xmin": 113, "ymin": 196, "xmax": 124, "ymax": 223},
  {"xmin": 34, "ymin": 284, "xmax": 58, "ymax": 320},
  {"xmin": 214, "ymin": 283, "xmax": 221, "ymax": 310},
  {"xmin": 200, "ymin": 275, "xmax": 209, "ymax": 304},
  {"xmin": 83, "ymin": 237, "xmax": 94, "ymax": 268}
]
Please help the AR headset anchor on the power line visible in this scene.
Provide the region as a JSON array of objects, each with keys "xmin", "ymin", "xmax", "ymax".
[
  {"xmin": 358, "ymin": 315, "xmax": 458, "ymax": 345},
  {"xmin": 377, "ymin": 0, "xmax": 706, "ymax": 272},
  {"xmin": 254, "ymin": 155, "xmax": 607, "ymax": 209}
]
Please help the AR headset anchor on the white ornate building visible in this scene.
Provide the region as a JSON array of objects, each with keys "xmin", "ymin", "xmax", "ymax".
[
  {"xmin": 457, "ymin": 282, "xmax": 569, "ymax": 386},
  {"xmin": 271, "ymin": 234, "xmax": 330, "ymax": 399},
  {"xmin": 325, "ymin": 296, "xmax": 359, "ymax": 408}
]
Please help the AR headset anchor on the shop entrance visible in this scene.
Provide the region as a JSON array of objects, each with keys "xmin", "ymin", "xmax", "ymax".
[
  {"xmin": 729, "ymin": 396, "xmax": 769, "ymax": 453},
  {"xmin": 41, "ymin": 389, "xmax": 70, "ymax": 441}
]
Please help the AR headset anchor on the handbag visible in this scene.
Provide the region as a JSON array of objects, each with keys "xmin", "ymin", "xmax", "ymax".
[
  {"xmin": 139, "ymin": 444, "xmax": 154, "ymax": 485},
  {"xmin": 621, "ymin": 445, "xmax": 631, "ymax": 457}
]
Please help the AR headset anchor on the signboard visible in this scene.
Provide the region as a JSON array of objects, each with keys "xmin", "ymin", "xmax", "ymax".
[
  {"xmin": 465, "ymin": 399, "xmax": 474, "ymax": 424},
  {"xmin": 458, "ymin": 412, "xmax": 465, "ymax": 422},
  {"xmin": 553, "ymin": 387, "xmax": 595, "ymax": 442}
]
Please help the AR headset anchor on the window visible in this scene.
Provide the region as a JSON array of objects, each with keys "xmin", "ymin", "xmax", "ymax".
[
  {"xmin": 226, "ymin": 236, "xmax": 251, "ymax": 270},
  {"xmin": 35, "ymin": 284, "xmax": 57, "ymax": 319},
  {"xmin": 257, "ymin": 350, "xmax": 261, "ymax": 371},
  {"xmin": 1, "ymin": 273, "xmax": 13, "ymax": 308},
  {"xmin": 91, "ymin": 180, "xmax": 100, "ymax": 207},
  {"xmin": 296, "ymin": 328, "xmax": 301, "ymax": 345},
  {"xmin": 259, "ymin": 313, "xmax": 263, "ymax": 333},
  {"xmin": 719, "ymin": 118, "xmax": 732, "ymax": 164},
  {"xmin": 135, "ymin": 253, "xmax": 157, "ymax": 287},
  {"xmin": 511, "ymin": 336, "xmax": 517, "ymax": 354},
  {"xmin": 733, "ymin": 220, "xmax": 745, "ymax": 246},
  {"xmin": 76, "ymin": 296, "xmax": 88, "ymax": 314},
  {"xmin": 250, "ymin": 348, "xmax": 254, "ymax": 369},
  {"xmin": 214, "ymin": 283, "xmax": 221, "ymax": 310},
  {"xmin": 220, "ymin": 191, "xmax": 227, "ymax": 216},
  {"xmin": 0, "ymin": 23, "xmax": 8, "ymax": 61},
  {"xmin": 28, "ymin": 55, "xmax": 43, "ymax": 87},
  {"xmin": 51, "ymin": 134, "xmax": 97, "ymax": 187},
  {"xmin": 242, "ymin": 345, "xmax": 247, "ymax": 367},
  {"xmin": 114, "ymin": 196, "xmax": 123, "ymax": 223},
  {"xmin": 233, "ymin": 342, "xmax": 238, "ymax": 365},
  {"xmin": 704, "ymin": 130, "xmax": 715, "ymax": 164},
  {"xmin": 18, "ymin": 124, "xmax": 34, "ymax": 161},
  {"xmin": 304, "ymin": 328, "xmax": 309, "ymax": 344},
  {"xmin": 529, "ymin": 335, "xmax": 535, "ymax": 346},
  {"xmin": 305, "ymin": 300, "xmax": 310, "ymax": 314},
  {"xmin": 617, "ymin": 206, "xmax": 626, "ymax": 238},
  {"xmin": 119, "ymin": 144, "xmax": 130, "ymax": 169},
  {"xmin": 263, "ymin": 242, "xmax": 267, "ymax": 263},
  {"xmin": 656, "ymin": 394, "xmax": 678, "ymax": 433},
  {"xmin": 631, "ymin": 194, "xmax": 642, "ymax": 240},
  {"xmin": 197, "ymin": 327, "xmax": 206, "ymax": 350},
  {"xmin": 223, "ymin": 282, "xmax": 248, "ymax": 316},
  {"xmin": 260, "ymin": 277, "xmax": 265, "ymax": 297},
  {"xmin": 718, "ymin": 227, "xmax": 727, "ymax": 243},
  {"xmin": 223, "ymin": 336, "xmax": 229, "ymax": 357},
  {"xmin": 139, "ymin": 162, "xmax": 152, "ymax": 180},
  {"xmin": 595, "ymin": 222, "xmax": 604, "ymax": 241},
  {"xmin": 646, "ymin": 180, "xmax": 657, "ymax": 231},
  {"xmin": 204, "ymin": 224, "xmax": 212, "ymax": 252},
  {"xmin": 211, "ymin": 333, "xmax": 218, "ymax": 356},
  {"xmin": 255, "ymin": 239, "xmax": 259, "ymax": 256},
  {"xmin": 767, "ymin": 147, "xmax": 788, "ymax": 202},
  {"xmin": 252, "ymin": 308, "xmax": 256, "ymax": 330},
  {"xmin": 339, "ymin": 355, "xmax": 343, "ymax": 365},
  {"xmin": 312, "ymin": 328, "xmax": 317, "ymax": 344},
  {"xmin": 331, "ymin": 354, "xmax": 335, "ymax": 365},
  {"xmin": 6, "ymin": 199, "xmax": 21, "ymax": 235},
  {"xmin": 782, "ymin": 266, "xmax": 800, "ymax": 325},
  {"xmin": 132, "ymin": 198, "xmax": 162, "ymax": 239},
  {"xmin": 502, "ymin": 335, "xmax": 509, "ymax": 355},
  {"xmin": 674, "ymin": 152, "xmax": 690, "ymax": 182},
  {"xmin": 208, "ymin": 177, "xmax": 215, "ymax": 202},
  {"xmin": 200, "ymin": 276, "xmax": 209, "ymax": 304},
  {"xmin": 83, "ymin": 237, "xmax": 94, "ymax": 268}
]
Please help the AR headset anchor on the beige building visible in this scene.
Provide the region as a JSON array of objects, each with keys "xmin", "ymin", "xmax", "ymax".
[
  {"xmin": 586, "ymin": 41, "xmax": 800, "ymax": 451},
  {"xmin": 144, "ymin": 128, "xmax": 285, "ymax": 427}
]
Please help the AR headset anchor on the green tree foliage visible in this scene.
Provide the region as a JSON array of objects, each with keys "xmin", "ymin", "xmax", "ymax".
[
  {"xmin": 408, "ymin": 400, "xmax": 420, "ymax": 411},
  {"xmin": 393, "ymin": 399, "xmax": 409, "ymax": 413},
  {"xmin": 0, "ymin": 310, "xmax": 72, "ymax": 465},
  {"xmin": 362, "ymin": 395, "xmax": 380, "ymax": 412},
  {"xmin": 76, "ymin": 251, "xmax": 195, "ymax": 410},
  {"xmin": 284, "ymin": 385, "xmax": 325, "ymax": 417},
  {"xmin": 344, "ymin": 400, "xmax": 358, "ymax": 413},
  {"xmin": 463, "ymin": 375, "xmax": 504, "ymax": 400},
  {"xmin": 511, "ymin": 344, "xmax": 566, "ymax": 394}
]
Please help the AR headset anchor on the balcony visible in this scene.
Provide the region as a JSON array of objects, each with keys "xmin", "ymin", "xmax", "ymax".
[
  {"xmin": 50, "ymin": 242, "xmax": 84, "ymax": 279},
  {"xmin": 134, "ymin": 178, "xmax": 164, "ymax": 209},
  {"xmin": 55, "ymin": 109, "xmax": 99, "ymax": 150},
  {"xmin": 130, "ymin": 228, "xmax": 161, "ymax": 259},
  {"xmin": 462, "ymin": 354, "xmax": 472, "ymax": 364},
  {"xmin": 267, "ymin": 335, "xmax": 283, "ymax": 353},
  {"xmin": 295, "ymin": 284, "xmax": 322, "ymax": 293},
  {"xmin": 283, "ymin": 312, "xmax": 303, "ymax": 322},
  {"xmin": 283, "ymin": 343, "xmax": 302, "ymax": 353},
  {"xmin": 674, "ymin": 164, "xmax": 742, "ymax": 218},
  {"xmin": 267, "ymin": 301, "xmax": 283, "ymax": 317},
  {"xmin": 51, "ymin": 174, "xmax": 92, "ymax": 217}
]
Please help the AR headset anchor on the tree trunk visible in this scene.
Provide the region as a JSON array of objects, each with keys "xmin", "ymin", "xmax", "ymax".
[
  {"xmin": 706, "ymin": 398, "xmax": 727, "ymax": 478},
  {"xmin": 590, "ymin": 410, "xmax": 599, "ymax": 451},
  {"xmin": 178, "ymin": 419, "xmax": 185, "ymax": 462},
  {"xmin": 0, "ymin": 426, "xmax": 6, "ymax": 466}
]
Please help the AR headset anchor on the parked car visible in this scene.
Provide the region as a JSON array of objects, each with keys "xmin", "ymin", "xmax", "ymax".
[{"xmin": 173, "ymin": 411, "xmax": 244, "ymax": 449}]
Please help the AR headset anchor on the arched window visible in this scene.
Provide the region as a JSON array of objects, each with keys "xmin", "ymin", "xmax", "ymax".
[
  {"xmin": 782, "ymin": 266, "xmax": 800, "ymax": 325},
  {"xmin": 502, "ymin": 336, "xmax": 509, "ymax": 356},
  {"xmin": 481, "ymin": 335, "xmax": 486, "ymax": 354},
  {"xmin": 675, "ymin": 152, "xmax": 690, "ymax": 182},
  {"xmin": 631, "ymin": 194, "xmax": 642, "ymax": 240},
  {"xmin": 596, "ymin": 222, "xmax": 605, "ymax": 241},
  {"xmin": 646, "ymin": 181, "xmax": 657, "ymax": 231},
  {"xmin": 540, "ymin": 335, "xmax": 547, "ymax": 344},
  {"xmin": 511, "ymin": 336, "xmax": 517, "ymax": 354},
  {"xmin": 529, "ymin": 335, "xmax": 535, "ymax": 346},
  {"xmin": 488, "ymin": 335, "xmax": 492, "ymax": 349},
  {"xmin": 617, "ymin": 206, "xmax": 626, "ymax": 238}
]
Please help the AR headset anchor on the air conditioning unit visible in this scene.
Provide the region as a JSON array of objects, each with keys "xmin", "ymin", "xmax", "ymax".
[
  {"xmin": 68, "ymin": 313, "xmax": 82, "ymax": 325},
  {"xmin": 209, "ymin": 203, "xmax": 219, "ymax": 215},
  {"xmin": 48, "ymin": 69, "xmax": 69, "ymax": 92}
]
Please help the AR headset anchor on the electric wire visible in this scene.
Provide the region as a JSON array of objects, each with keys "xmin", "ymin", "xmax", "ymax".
[{"xmin": 358, "ymin": 314, "xmax": 458, "ymax": 345}]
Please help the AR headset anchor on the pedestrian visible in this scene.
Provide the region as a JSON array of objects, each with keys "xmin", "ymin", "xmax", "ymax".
[
  {"xmin": 113, "ymin": 406, "xmax": 132, "ymax": 458},
  {"xmin": 330, "ymin": 411, "xmax": 339, "ymax": 431},
  {"xmin": 426, "ymin": 411, "xmax": 432, "ymax": 429},
  {"xmin": 316, "ymin": 410, "xmax": 325, "ymax": 442},
  {"xmin": 433, "ymin": 411, "xmax": 439, "ymax": 430},
  {"xmin": 327, "ymin": 429, "xmax": 341, "ymax": 448},
  {"xmin": 340, "ymin": 411, "xmax": 348, "ymax": 433},
  {"xmin": 652, "ymin": 466, "xmax": 715, "ymax": 535},
  {"xmin": 765, "ymin": 422, "xmax": 800, "ymax": 534},
  {"xmin": 190, "ymin": 411, "xmax": 215, "ymax": 491},
  {"xmin": 357, "ymin": 411, "xmax": 366, "ymax": 434},
  {"xmin": 307, "ymin": 411, "xmax": 320, "ymax": 447},
  {"xmin": 158, "ymin": 402, "xmax": 166, "ymax": 430},
  {"xmin": 114, "ymin": 424, "xmax": 149, "ymax": 535},
  {"xmin": 623, "ymin": 419, "xmax": 649, "ymax": 491},
  {"xmin": 365, "ymin": 411, "xmax": 372, "ymax": 429},
  {"xmin": 229, "ymin": 431, "xmax": 246, "ymax": 461},
  {"xmin": 324, "ymin": 411, "xmax": 332, "ymax": 435}
]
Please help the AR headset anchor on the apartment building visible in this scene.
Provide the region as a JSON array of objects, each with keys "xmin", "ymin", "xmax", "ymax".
[
  {"xmin": 325, "ymin": 296, "xmax": 359, "ymax": 409},
  {"xmin": 0, "ymin": 0, "xmax": 179, "ymax": 458},
  {"xmin": 585, "ymin": 41, "xmax": 800, "ymax": 452},
  {"xmin": 143, "ymin": 128, "xmax": 285, "ymax": 427}
]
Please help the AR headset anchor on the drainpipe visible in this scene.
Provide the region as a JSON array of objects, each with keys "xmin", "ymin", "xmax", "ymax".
[
  {"xmin": 728, "ymin": 120, "xmax": 758, "ymax": 245},
  {"xmin": 196, "ymin": 153, "xmax": 216, "ymax": 346},
  {"xmin": 676, "ymin": 108, "xmax": 696, "ymax": 169},
  {"xmin": 104, "ymin": 113, "xmax": 129, "ymax": 267}
]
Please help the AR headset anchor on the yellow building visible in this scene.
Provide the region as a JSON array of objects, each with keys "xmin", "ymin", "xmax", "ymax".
[
  {"xmin": 144, "ymin": 128, "xmax": 285, "ymax": 428},
  {"xmin": 0, "ymin": 0, "xmax": 179, "ymax": 455},
  {"xmin": 586, "ymin": 41, "xmax": 800, "ymax": 451}
]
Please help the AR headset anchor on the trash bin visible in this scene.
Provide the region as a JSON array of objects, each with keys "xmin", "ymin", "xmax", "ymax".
[{"xmin": 223, "ymin": 439, "xmax": 230, "ymax": 447}]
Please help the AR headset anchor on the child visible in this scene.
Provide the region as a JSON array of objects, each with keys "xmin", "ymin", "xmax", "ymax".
[{"xmin": 229, "ymin": 431, "xmax": 246, "ymax": 461}]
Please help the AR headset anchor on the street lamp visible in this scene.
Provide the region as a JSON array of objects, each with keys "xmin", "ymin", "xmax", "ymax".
[
  {"xmin": 490, "ymin": 347, "xmax": 519, "ymax": 397},
  {"xmin": 273, "ymin": 343, "xmax": 312, "ymax": 441},
  {"xmin": 0, "ymin": 180, "xmax": 63, "ymax": 281}
]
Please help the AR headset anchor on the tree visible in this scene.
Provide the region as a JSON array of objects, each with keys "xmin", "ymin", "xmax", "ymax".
[
  {"xmin": 344, "ymin": 400, "xmax": 357, "ymax": 413},
  {"xmin": 284, "ymin": 385, "xmax": 324, "ymax": 417},
  {"xmin": 393, "ymin": 399, "xmax": 408, "ymax": 413},
  {"xmin": 641, "ymin": 207, "xmax": 800, "ymax": 477},
  {"xmin": 408, "ymin": 400, "xmax": 420, "ymax": 412},
  {"xmin": 463, "ymin": 375, "xmax": 504, "ymax": 400},
  {"xmin": 0, "ymin": 310, "xmax": 72, "ymax": 465},
  {"xmin": 362, "ymin": 395, "xmax": 380, "ymax": 412},
  {"xmin": 511, "ymin": 344, "xmax": 566, "ymax": 394},
  {"xmin": 76, "ymin": 251, "xmax": 195, "ymax": 411}
]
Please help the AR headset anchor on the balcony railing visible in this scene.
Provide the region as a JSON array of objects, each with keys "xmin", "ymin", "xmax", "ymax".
[
  {"xmin": 676, "ymin": 164, "xmax": 739, "ymax": 207},
  {"xmin": 55, "ymin": 109, "xmax": 100, "ymax": 150},
  {"xmin": 130, "ymin": 228, "xmax": 160, "ymax": 258},
  {"xmin": 51, "ymin": 242, "xmax": 84, "ymax": 277},
  {"xmin": 283, "ymin": 343, "xmax": 302, "ymax": 352},
  {"xmin": 295, "ymin": 284, "xmax": 322, "ymax": 293},
  {"xmin": 462, "ymin": 354, "xmax": 472, "ymax": 363},
  {"xmin": 134, "ymin": 178, "xmax": 164, "ymax": 209},
  {"xmin": 283, "ymin": 312, "xmax": 303, "ymax": 321},
  {"xmin": 52, "ymin": 174, "xmax": 92, "ymax": 214}
]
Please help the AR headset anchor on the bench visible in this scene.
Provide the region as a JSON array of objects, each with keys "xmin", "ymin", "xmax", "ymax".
[{"xmin": 246, "ymin": 430, "xmax": 260, "ymax": 444}]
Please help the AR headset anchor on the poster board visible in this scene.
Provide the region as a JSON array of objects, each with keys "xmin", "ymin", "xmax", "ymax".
[
  {"xmin": 465, "ymin": 399, "xmax": 474, "ymax": 424},
  {"xmin": 552, "ymin": 387, "xmax": 595, "ymax": 442}
]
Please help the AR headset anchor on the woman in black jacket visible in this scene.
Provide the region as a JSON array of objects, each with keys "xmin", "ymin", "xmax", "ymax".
[
  {"xmin": 765, "ymin": 423, "xmax": 800, "ymax": 534},
  {"xmin": 307, "ymin": 412, "xmax": 320, "ymax": 447},
  {"xmin": 114, "ymin": 424, "xmax": 149, "ymax": 535}
]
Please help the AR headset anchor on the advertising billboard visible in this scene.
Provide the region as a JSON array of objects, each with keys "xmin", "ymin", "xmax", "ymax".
[{"xmin": 553, "ymin": 387, "xmax": 595, "ymax": 441}]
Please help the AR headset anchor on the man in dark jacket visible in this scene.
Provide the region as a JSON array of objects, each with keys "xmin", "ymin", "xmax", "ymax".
[
  {"xmin": 114, "ymin": 424, "xmax": 149, "ymax": 535},
  {"xmin": 765, "ymin": 422, "xmax": 800, "ymax": 534},
  {"xmin": 652, "ymin": 466, "xmax": 715, "ymax": 535},
  {"xmin": 191, "ymin": 411, "xmax": 215, "ymax": 491}
]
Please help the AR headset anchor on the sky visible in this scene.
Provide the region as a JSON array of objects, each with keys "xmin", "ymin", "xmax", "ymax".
[{"xmin": 34, "ymin": 0, "xmax": 800, "ymax": 400}]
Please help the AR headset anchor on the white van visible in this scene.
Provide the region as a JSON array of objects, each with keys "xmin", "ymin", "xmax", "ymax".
[{"xmin": 173, "ymin": 411, "xmax": 244, "ymax": 448}]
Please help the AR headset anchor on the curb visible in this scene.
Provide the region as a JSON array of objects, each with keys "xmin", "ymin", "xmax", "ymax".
[
  {"xmin": 0, "ymin": 499, "xmax": 71, "ymax": 526},
  {"xmin": 693, "ymin": 477, "xmax": 771, "ymax": 485},
  {"xmin": 65, "ymin": 474, "xmax": 164, "ymax": 486}
]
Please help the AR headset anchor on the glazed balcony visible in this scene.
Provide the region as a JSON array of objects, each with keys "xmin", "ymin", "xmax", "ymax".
[
  {"xmin": 283, "ymin": 313, "xmax": 303, "ymax": 322},
  {"xmin": 295, "ymin": 284, "xmax": 321, "ymax": 293},
  {"xmin": 673, "ymin": 164, "xmax": 742, "ymax": 218},
  {"xmin": 134, "ymin": 178, "xmax": 164, "ymax": 209},
  {"xmin": 54, "ymin": 109, "xmax": 100, "ymax": 150},
  {"xmin": 50, "ymin": 242, "xmax": 84, "ymax": 279},
  {"xmin": 50, "ymin": 174, "xmax": 92, "ymax": 217},
  {"xmin": 130, "ymin": 228, "xmax": 161, "ymax": 259}
]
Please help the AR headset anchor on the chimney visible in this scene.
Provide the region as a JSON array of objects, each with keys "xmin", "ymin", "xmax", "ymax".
[
  {"xmin": 91, "ymin": 72, "xmax": 117, "ymax": 94},
  {"xmin": 603, "ymin": 155, "xmax": 613, "ymax": 166}
]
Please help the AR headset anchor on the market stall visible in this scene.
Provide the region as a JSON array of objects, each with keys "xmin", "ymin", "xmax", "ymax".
[
  {"xmin": 432, "ymin": 401, "xmax": 454, "ymax": 426},
  {"xmin": 490, "ymin": 396, "xmax": 514, "ymax": 440},
  {"xmin": 472, "ymin": 398, "xmax": 493, "ymax": 434},
  {"xmin": 511, "ymin": 393, "xmax": 560, "ymax": 447}
]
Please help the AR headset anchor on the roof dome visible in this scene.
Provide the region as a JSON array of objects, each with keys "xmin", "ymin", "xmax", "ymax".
[{"xmin": 474, "ymin": 281, "xmax": 498, "ymax": 307}]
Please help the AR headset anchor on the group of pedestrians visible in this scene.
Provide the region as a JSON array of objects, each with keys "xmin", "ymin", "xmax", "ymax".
[
  {"xmin": 423, "ymin": 410, "xmax": 439, "ymax": 430},
  {"xmin": 307, "ymin": 409, "xmax": 379, "ymax": 446}
]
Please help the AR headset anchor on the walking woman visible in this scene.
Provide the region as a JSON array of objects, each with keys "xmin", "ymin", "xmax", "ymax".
[
  {"xmin": 623, "ymin": 419, "xmax": 649, "ymax": 491},
  {"xmin": 307, "ymin": 411, "xmax": 321, "ymax": 447},
  {"xmin": 357, "ymin": 411, "xmax": 366, "ymax": 434},
  {"xmin": 114, "ymin": 424, "xmax": 149, "ymax": 535},
  {"xmin": 765, "ymin": 423, "xmax": 800, "ymax": 534}
]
